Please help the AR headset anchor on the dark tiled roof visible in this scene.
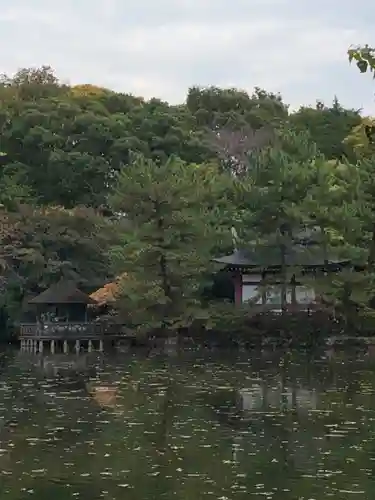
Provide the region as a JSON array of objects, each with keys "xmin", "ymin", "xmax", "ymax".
[
  {"xmin": 213, "ymin": 245, "xmax": 349, "ymax": 268},
  {"xmin": 28, "ymin": 280, "xmax": 97, "ymax": 305}
]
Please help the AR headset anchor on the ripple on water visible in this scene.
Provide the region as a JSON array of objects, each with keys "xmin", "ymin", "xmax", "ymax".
[{"xmin": 0, "ymin": 349, "xmax": 375, "ymax": 498}]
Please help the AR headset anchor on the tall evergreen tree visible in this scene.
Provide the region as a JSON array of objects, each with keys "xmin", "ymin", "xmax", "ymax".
[{"xmin": 109, "ymin": 155, "xmax": 232, "ymax": 334}]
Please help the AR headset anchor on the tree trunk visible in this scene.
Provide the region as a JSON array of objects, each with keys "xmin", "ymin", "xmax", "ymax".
[
  {"xmin": 280, "ymin": 242, "xmax": 288, "ymax": 312},
  {"xmin": 368, "ymin": 224, "xmax": 375, "ymax": 267},
  {"xmin": 155, "ymin": 202, "xmax": 173, "ymax": 335}
]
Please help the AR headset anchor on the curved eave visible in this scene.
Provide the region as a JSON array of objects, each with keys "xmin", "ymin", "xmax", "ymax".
[
  {"xmin": 214, "ymin": 259, "xmax": 352, "ymax": 272},
  {"xmin": 212, "ymin": 255, "xmax": 252, "ymax": 267}
]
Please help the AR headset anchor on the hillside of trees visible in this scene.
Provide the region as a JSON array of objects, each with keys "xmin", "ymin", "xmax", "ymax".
[{"xmin": 0, "ymin": 60, "xmax": 374, "ymax": 340}]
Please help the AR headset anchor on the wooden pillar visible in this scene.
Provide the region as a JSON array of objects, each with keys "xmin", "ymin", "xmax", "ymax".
[
  {"xmin": 75, "ymin": 340, "xmax": 80, "ymax": 354},
  {"xmin": 99, "ymin": 339, "xmax": 104, "ymax": 352},
  {"xmin": 291, "ymin": 277, "xmax": 297, "ymax": 309},
  {"xmin": 232, "ymin": 270, "xmax": 243, "ymax": 306},
  {"xmin": 39, "ymin": 340, "xmax": 43, "ymax": 353},
  {"xmin": 63, "ymin": 340, "xmax": 68, "ymax": 354},
  {"xmin": 50, "ymin": 340, "xmax": 55, "ymax": 354},
  {"xmin": 88, "ymin": 340, "xmax": 93, "ymax": 352}
]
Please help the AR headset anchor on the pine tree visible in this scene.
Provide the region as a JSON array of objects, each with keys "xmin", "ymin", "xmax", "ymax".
[
  {"xmin": 109, "ymin": 155, "xmax": 232, "ymax": 335},
  {"xmin": 232, "ymin": 131, "xmax": 322, "ymax": 307},
  {"xmin": 234, "ymin": 129, "xmax": 364, "ymax": 316}
]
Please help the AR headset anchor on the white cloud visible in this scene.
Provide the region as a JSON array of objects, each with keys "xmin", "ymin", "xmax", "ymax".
[{"xmin": 0, "ymin": 0, "xmax": 374, "ymax": 112}]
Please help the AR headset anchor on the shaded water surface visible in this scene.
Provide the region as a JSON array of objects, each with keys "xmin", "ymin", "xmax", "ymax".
[{"xmin": 0, "ymin": 347, "xmax": 375, "ymax": 498}]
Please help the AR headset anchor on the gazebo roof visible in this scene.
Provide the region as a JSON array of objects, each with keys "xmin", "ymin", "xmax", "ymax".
[
  {"xmin": 28, "ymin": 280, "xmax": 97, "ymax": 305},
  {"xmin": 214, "ymin": 225, "xmax": 351, "ymax": 269},
  {"xmin": 213, "ymin": 246, "xmax": 350, "ymax": 269}
]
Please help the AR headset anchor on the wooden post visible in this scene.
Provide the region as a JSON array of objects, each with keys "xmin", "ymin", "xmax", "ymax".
[
  {"xmin": 63, "ymin": 340, "xmax": 68, "ymax": 354},
  {"xmin": 233, "ymin": 270, "xmax": 243, "ymax": 306},
  {"xmin": 99, "ymin": 340, "xmax": 104, "ymax": 352},
  {"xmin": 88, "ymin": 340, "xmax": 93, "ymax": 352},
  {"xmin": 75, "ymin": 340, "xmax": 80, "ymax": 354},
  {"xmin": 39, "ymin": 340, "xmax": 43, "ymax": 353},
  {"xmin": 51, "ymin": 340, "xmax": 55, "ymax": 354},
  {"xmin": 291, "ymin": 275, "xmax": 297, "ymax": 307}
]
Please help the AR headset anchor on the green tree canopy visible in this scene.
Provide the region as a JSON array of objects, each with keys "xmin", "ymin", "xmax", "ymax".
[{"xmin": 109, "ymin": 155, "xmax": 232, "ymax": 334}]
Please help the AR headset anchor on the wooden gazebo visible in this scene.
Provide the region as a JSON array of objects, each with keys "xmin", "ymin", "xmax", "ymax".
[
  {"xmin": 213, "ymin": 226, "xmax": 351, "ymax": 310},
  {"xmin": 28, "ymin": 280, "xmax": 97, "ymax": 321},
  {"xmin": 19, "ymin": 280, "xmax": 119, "ymax": 354}
]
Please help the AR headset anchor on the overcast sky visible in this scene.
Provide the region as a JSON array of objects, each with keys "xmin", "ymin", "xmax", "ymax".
[{"xmin": 0, "ymin": 0, "xmax": 374, "ymax": 113}]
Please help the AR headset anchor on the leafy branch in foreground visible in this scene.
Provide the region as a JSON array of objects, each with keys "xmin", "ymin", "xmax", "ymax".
[{"xmin": 348, "ymin": 45, "xmax": 375, "ymax": 76}]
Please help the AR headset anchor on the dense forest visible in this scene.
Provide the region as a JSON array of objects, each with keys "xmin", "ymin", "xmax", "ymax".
[{"xmin": 0, "ymin": 48, "xmax": 374, "ymax": 340}]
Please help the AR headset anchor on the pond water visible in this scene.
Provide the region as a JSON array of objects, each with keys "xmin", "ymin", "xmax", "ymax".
[{"xmin": 1, "ymin": 346, "xmax": 375, "ymax": 499}]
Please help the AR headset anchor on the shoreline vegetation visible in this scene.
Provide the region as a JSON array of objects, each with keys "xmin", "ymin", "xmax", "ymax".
[{"xmin": 1, "ymin": 45, "xmax": 375, "ymax": 346}]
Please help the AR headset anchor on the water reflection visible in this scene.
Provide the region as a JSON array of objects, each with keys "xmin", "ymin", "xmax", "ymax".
[
  {"xmin": 0, "ymin": 348, "xmax": 375, "ymax": 498},
  {"xmin": 237, "ymin": 385, "xmax": 318, "ymax": 412}
]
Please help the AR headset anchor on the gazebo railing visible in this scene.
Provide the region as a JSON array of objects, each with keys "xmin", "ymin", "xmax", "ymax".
[{"xmin": 19, "ymin": 321, "xmax": 120, "ymax": 339}]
